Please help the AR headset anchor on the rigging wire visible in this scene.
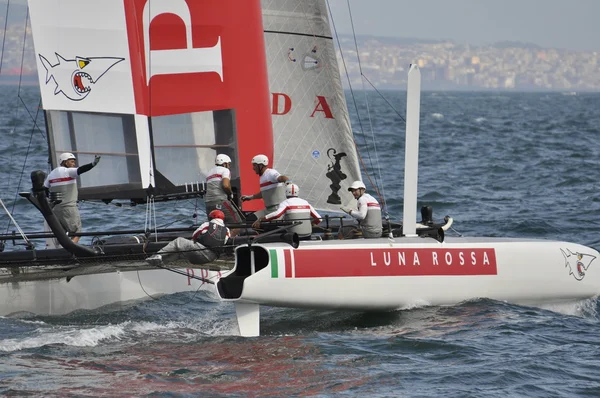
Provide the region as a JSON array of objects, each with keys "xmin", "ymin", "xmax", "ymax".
[
  {"xmin": 345, "ymin": 0, "xmax": 389, "ymax": 215},
  {"xmin": 361, "ymin": 74, "xmax": 406, "ymax": 122},
  {"xmin": 326, "ymin": 1, "xmax": 376, "ymax": 173},
  {"xmin": 0, "ymin": 0, "xmax": 10, "ymax": 76},
  {"xmin": 7, "ymin": 99, "xmax": 41, "ymax": 228},
  {"xmin": 3, "ymin": 6, "xmax": 45, "ymax": 235},
  {"xmin": 0, "ymin": 198, "xmax": 31, "ymax": 246},
  {"xmin": 326, "ymin": 0, "xmax": 390, "ymax": 211}
]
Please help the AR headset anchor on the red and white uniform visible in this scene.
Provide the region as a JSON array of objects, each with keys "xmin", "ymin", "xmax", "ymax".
[
  {"xmin": 264, "ymin": 197, "xmax": 321, "ymax": 237},
  {"xmin": 192, "ymin": 219, "xmax": 231, "ymax": 244},
  {"xmin": 43, "ymin": 166, "xmax": 82, "ymax": 239},
  {"xmin": 350, "ymin": 193, "xmax": 382, "ymax": 238},
  {"xmin": 204, "ymin": 166, "xmax": 231, "ymax": 203},
  {"xmin": 43, "ymin": 166, "xmax": 79, "ymax": 206},
  {"xmin": 259, "ymin": 168, "xmax": 287, "ymax": 210},
  {"xmin": 158, "ymin": 219, "xmax": 231, "ymax": 266},
  {"xmin": 204, "ymin": 166, "xmax": 242, "ymax": 224}
]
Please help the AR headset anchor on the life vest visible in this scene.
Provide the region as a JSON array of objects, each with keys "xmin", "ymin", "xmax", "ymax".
[{"xmin": 195, "ymin": 221, "xmax": 228, "ymax": 252}]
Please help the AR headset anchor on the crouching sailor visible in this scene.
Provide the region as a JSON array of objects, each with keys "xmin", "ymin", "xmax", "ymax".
[
  {"xmin": 146, "ymin": 210, "xmax": 230, "ymax": 266},
  {"xmin": 252, "ymin": 183, "xmax": 321, "ymax": 239},
  {"xmin": 340, "ymin": 180, "xmax": 382, "ymax": 239}
]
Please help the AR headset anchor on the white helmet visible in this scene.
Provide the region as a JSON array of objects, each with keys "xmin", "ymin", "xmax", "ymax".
[
  {"xmin": 348, "ymin": 180, "xmax": 366, "ymax": 191},
  {"xmin": 285, "ymin": 183, "xmax": 299, "ymax": 197},
  {"xmin": 59, "ymin": 152, "xmax": 76, "ymax": 163},
  {"xmin": 215, "ymin": 154, "xmax": 231, "ymax": 165},
  {"xmin": 251, "ymin": 154, "xmax": 268, "ymax": 166}
]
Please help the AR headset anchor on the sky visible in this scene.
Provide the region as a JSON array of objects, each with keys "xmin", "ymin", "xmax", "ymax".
[
  {"xmin": 2, "ymin": 0, "xmax": 599, "ymax": 52},
  {"xmin": 327, "ymin": 0, "xmax": 600, "ymax": 52}
]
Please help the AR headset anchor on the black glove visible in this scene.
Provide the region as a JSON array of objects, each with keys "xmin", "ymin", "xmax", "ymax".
[{"xmin": 93, "ymin": 155, "xmax": 101, "ymax": 166}]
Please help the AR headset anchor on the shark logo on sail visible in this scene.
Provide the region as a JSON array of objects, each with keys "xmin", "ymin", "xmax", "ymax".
[
  {"xmin": 38, "ymin": 53, "xmax": 124, "ymax": 101},
  {"xmin": 561, "ymin": 248, "xmax": 596, "ymax": 281}
]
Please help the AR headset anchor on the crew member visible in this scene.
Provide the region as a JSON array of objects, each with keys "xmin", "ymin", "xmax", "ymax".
[
  {"xmin": 252, "ymin": 183, "xmax": 321, "ymax": 238},
  {"xmin": 240, "ymin": 154, "xmax": 290, "ymax": 218},
  {"xmin": 340, "ymin": 180, "xmax": 382, "ymax": 238},
  {"xmin": 204, "ymin": 153, "xmax": 243, "ymax": 231},
  {"xmin": 146, "ymin": 209, "xmax": 230, "ymax": 266},
  {"xmin": 44, "ymin": 152, "xmax": 101, "ymax": 246}
]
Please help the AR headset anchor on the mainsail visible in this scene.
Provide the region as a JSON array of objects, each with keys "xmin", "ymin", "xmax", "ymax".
[
  {"xmin": 262, "ymin": 0, "xmax": 361, "ymax": 212},
  {"xmin": 28, "ymin": 0, "xmax": 273, "ymax": 205}
]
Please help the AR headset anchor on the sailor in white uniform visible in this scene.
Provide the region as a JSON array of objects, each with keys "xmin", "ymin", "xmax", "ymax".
[
  {"xmin": 252, "ymin": 183, "xmax": 321, "ymax": 238},
  {"xmin": 240, "ymin": 154, "xmax": 290, "ymax": 219},
  {"xmin": 204, "ymin": 153, "xmax": 243, "ymax": 225},
  {"xmin": 43, "ymin": 152, "xmax": 100, "ymax": 246},
  {"xmin": 341, "ymin": 180, "xmax": 383, "ymax": 238}
]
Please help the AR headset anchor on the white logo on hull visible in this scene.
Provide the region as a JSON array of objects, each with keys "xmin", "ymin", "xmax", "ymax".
[
  {"xmin": 142, "ymin": 0, "xmax": 223, "ymax": 84},
  {"xmin": 562, "ymin": 248, "xmax": 596, "ymax": 281},
  {"xmin": 38, "ymin": 53, "xmax": 124, "ymax": 101}
]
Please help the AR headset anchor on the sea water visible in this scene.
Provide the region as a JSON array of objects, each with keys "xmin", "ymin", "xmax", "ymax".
[{"xmin": 1, "ymin": 86, "xmax": 600, "ymax": 396}]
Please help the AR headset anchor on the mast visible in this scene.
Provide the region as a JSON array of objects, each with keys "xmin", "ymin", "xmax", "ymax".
[{"xmin": 402, "ymin": 64, "xmax": 421, "ymax": 237}]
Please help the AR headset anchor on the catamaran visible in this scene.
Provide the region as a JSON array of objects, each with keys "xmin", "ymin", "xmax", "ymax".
[
  {"xmin": 1, "ymin": 0, "xmax": 598, "ymax": 331},
  {"xmin": 0, "ymin": 0, "xmax": 381, "ymax": 315},
  {"xmin": 214, "ymin": 2, "xmax": 600, "ymax": 336}
]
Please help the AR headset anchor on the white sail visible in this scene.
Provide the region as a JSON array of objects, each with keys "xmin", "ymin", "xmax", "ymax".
[{"xmin": 262, "ymin": 0, "xmax": 361, "ymax": 212}]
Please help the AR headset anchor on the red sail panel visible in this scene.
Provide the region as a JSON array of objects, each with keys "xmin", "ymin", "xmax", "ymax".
[{"xmin": 124, "ymin": 0, "xmax": 272, "ymax": 209}]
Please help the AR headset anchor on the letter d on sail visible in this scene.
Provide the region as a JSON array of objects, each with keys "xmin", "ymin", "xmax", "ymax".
[{"xmin": 143, "ymin": 0, "xmax": 223, "ymax": 84}]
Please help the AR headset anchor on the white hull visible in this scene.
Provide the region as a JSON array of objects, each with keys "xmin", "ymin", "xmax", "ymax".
[
  {"xmin": 217, "ymin": 237, "xmax": 600, "ymax": 335},
  {"xmin": 1, "ymin": 267, "xmax": 227, "ymax": 316}
]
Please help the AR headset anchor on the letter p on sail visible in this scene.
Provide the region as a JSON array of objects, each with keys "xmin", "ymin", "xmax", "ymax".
[{"xmin": 142, "ymin": 0, "xmax": 224, "ymax": 84}]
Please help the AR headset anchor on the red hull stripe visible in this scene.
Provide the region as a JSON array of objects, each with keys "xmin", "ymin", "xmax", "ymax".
[
  {"xmin": 284, "ymin": 249, "xmax": 292, "ymax": 277},
  {"xmin": 288, "ymin": 248, "xmax": 498, "ymax": 278}
]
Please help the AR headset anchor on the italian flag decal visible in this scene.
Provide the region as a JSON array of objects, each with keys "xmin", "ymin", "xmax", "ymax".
[{"xmin": 269, "ymin": 248, "xmax": 293, "ymax": 278}]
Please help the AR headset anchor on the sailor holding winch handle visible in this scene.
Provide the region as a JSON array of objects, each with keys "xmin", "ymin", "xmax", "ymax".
[
  {"xmin": 252, "ymin": 183, "xmax": 321, "ymax": 238},
  {"xmin": 241, "ymin": 154, "xmax": 291, "ymax": 218},
  {"xmin": 340, "ymin": 180, "xmax": 383, "ymax": 239},
  {"xmin": 44, "ymin": 152, "xmax": 100, "ymax": 246}
]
